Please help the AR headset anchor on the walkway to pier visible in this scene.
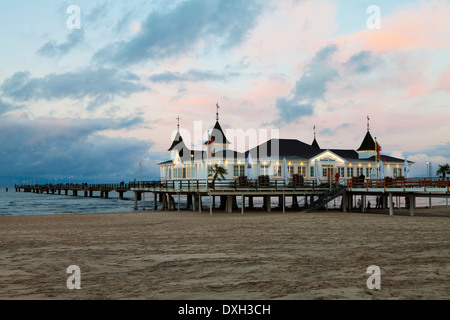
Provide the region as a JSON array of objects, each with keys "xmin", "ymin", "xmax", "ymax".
[{"xmin": 15, "ymin": 183, "xmax": 130, "ymax": 200}]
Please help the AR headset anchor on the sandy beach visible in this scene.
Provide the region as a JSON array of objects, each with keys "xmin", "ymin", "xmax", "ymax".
[{"xmin": 0, "ymin": 207, "xmax": 449, "ymax": 300}]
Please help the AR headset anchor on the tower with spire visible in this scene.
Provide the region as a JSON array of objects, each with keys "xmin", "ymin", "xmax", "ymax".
[
  {"xmin": 311, "ymin": 125, "xmax": 320, "ymax": 149},
  {"xmin": 168, "ymin": 116, "xmax": 189, "ymax": 162},
  {"xmin": 357, "ymin": 116, "xmax": 377, "ymax": 159},
  {"xmin": 204, "ymin": 103, "xmax": 231, "ymax": 157}
]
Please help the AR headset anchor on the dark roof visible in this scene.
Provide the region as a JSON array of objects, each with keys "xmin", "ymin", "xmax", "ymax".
[
  {"xmin": 357, "ymin": 131, "xmax": 376, "ymax": 151},
  {"xmin": 167, "ymin": 131, "xmax": 184, "ymax": 151},
  {"xmin": 158, "ymin": 160, "xmax": 174, "ymax": 165},
  {"xmin": 365, "ymin": 155, "xmax": 415, "ymax": 164},
  {"xmin": 205, "ymin": 121, "xmax": 231, "ymax": 145},
  {"xmin": 329, "ymin": 149, "xmax": 359, "ymax": 160},
  {"xmin": 208, "ymin": 149, "xmax": 246, "ymax": 160},
  {"xmin": 247, "ymin": 139, "xmax": 322, "ymax": 160},
  {"xmin": 311, "ymin": 138, "xmax": 320, "ymax": 149}
]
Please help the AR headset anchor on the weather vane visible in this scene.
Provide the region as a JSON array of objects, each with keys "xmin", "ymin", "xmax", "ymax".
[
  {"xmin": 176, "ymin": 115, "xmax": 181, "ymax": 132},
  {"xmin": 313, "ymin": 125, "xmax": 316, "ymax": 139},
  {"xmin": 216, "ymin": 103, "xmax": 220, "ymax": 121},
  {"xmin": 367, "ymin": 115, "xmax": 370, "ymax": 131}
]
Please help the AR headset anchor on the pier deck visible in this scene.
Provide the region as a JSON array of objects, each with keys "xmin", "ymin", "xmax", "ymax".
[{"xmin": 14, "ymin": 177, "xmax": 450, "ymax": 216}]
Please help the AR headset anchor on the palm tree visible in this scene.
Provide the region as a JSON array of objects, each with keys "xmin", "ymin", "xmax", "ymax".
[
  {"xmin": 208, "ymin": 164, "xmax": 228, "ymax": 188},
  {"xmin": 436, "ymin": 164, "xmax": 450, "ymax": 178}
]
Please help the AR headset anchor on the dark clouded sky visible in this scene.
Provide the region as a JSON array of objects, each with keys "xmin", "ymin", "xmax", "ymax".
[{"xmin": 0, "ymin": 0, "xmax": 449, "ymax": 186}]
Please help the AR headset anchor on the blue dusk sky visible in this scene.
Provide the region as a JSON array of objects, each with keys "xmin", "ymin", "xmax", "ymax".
[{"xmin": 0, "ymin": 0, "xmax": 449, "ymax": 185}]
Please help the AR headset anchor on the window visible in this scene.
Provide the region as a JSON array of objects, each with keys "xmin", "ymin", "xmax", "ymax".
[
  {"xmin": 168, "ymin": 168, "xmax": 172, "ymax": 180},
  {"xmin": 310, "ymin": 167, "xmax": 315, "ymax": 178},
  {"xmin": 366, "ymin": 168, "xmax": 371, "ymax": 178},
  {"xmin": 288, "ymin": 166, "xmax": 295, "ymax": 177},
  {"xmin": 323, "ymin": 168, "xmax": 328, "ymax": 177},
  {"xmin": 347, "ymin": 167, "xmax": 354, "ymax": 177},
  {"xmin": 233, "ymin": 165, "xmax": 245, "ymax": 177},
  {"xmin": 260, "ymin": 165, "xmax": 269, "ymax": 176},
  {"xmin": 338, "ymin": 167, "xmax": 345, "ymax": 178},
  {"xmin": 298, "ymin": 166, "xmax": 306, "ymax": 177},
  {"xmin": 393, "ymin": 168, "xmax": 402, "ymax": 178},
  {"xmin": 356, "ymin": 167, "xmax": 364, "ymax": 176},
  {"xmin": 182, "ymin": 168, "xmax": 187, "ymax": 179},
  {"xmin": 273, "ymin": 166, "xmax": 282, "ymax": 177}
]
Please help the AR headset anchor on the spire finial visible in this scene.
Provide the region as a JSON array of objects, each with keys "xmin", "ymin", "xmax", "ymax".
[
  {"xmin": 216, "ymin": 102, "xmax": 220, "ymax": 121},
  {"xmin": 367, "ymin": 115, "xmax": 370, "ymax": 132},
  {"xmin": 313, "ymin": 125, "xmax": 316, "ymax": 139},
  {"xmin": 176, "ymin": 115, "xmax": 181, "ymax": 132}
]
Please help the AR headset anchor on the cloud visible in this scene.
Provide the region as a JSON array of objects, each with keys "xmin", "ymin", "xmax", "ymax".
[
  {"xmin": 1, "ymin": 67, "xmax": 147, "ymax": 110},
  {"xmin": 272, "ymin": 44, "xmax": 339, "ymax": 125},
  {"xmin": 0, "ymin": 99, "xmax": 22, "ymax": 114},
  {"xmin": 93, "ymin": 0, "xmax": 265, "ymax": 67},
  {"xmin": 407, "ymin": 153, "xmax": 450, "ymax": 178},
  {"xmin": 0, "ymin": 115, "xmax": 151, "ymax": 179},
  {"xmin": 149, "ymin": 69, "xmax": 240, "ymax": 83},
  {"xmin": 319, "ymin": 122, "xmax": 350, "ymax": 136},
  {"xmin": 36, "ymin": 30, "xmax": 85, "ymax": 58},
  {"xmin": 344, "ymin": 50, "xmax": 380, "ymax": 73},
  {"xmin": 337, "ymin": 1, "xmax": 450, "ymax": 53}
]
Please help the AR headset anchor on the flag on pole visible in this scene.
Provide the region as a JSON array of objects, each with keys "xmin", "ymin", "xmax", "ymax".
[
  {"xmin": 375, "ymin": 139, "xmax": 382, "ymax": 161},
  {"xmin": 207, "ymin": 133, "xmax": 214, "ymax": 158},
  {"xmin": 404, "ymin": 158, "xmax": 409, "ymax": 178}
]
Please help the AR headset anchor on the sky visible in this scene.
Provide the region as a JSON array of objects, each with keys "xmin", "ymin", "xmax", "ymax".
[{"xmin": 0, "ymin": 0, "xmax": 449, "ymax": 186}]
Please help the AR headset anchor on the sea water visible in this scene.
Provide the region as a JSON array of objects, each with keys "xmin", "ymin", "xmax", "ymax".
[
  {"xmin": 0, "ymin": 188, "xmax": 447, "ymax": 217},
  {"xmin": 0, "ymin": 189, "xmax": 139, "ymax": 216}
]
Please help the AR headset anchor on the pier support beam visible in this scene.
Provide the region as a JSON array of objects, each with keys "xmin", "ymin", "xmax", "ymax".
[
  {"xmin": 192, "ymin": 195, "xmax": 197, "ymax": 212},
  {"xmin": 292, "ymin": 196, "xmax": 298, "ymax": 209},
  {"xmin": 134, "ymin": 191, "xmax": 138, "ymax": 210},
  {"xmin": 210, "ymin": 195, "xmax": 213, "ymax": 215},
  {"xmin": 342, "ymin": 193, "xmax": 347, "ymax": 213},
  {"xmin": 225, "ymin": 196, "xmax": 233, "ymax": 213},
  {"xmin": 187, "ymin": 194, "xmax": 192, "ymax": 210},
  {"xmin": 389, "ymin": 193, "xmax": 394, "ymax": 216},
  {"xmin": 73, "ymin": 190, "xmax": 78, "ymax": 197},
  {"xmin": 249, "ymin": 196, "xmax": 254, "ymax": 209},
  {"xmin": 409, "ymin": 195, "xmax": 415, "ymax": 216},
  {"xmin": 265, "ymin": 196, "xmax": 271, "ymax": 212}
]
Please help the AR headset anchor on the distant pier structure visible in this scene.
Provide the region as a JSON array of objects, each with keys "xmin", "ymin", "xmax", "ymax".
[{"xmin": 15, "ymin": 183, "xmax": 130, "ymax": 200}]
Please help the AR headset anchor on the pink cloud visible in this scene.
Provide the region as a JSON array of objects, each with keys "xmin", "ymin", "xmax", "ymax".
[{"xmin": 338, "ymin": 1, "xmax": 450, "ymax": 53}]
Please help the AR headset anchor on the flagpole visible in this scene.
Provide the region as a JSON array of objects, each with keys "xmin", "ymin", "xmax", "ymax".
[{"xmin": 375, "ymin": 137, "xmax": 378, "ymax": 179}]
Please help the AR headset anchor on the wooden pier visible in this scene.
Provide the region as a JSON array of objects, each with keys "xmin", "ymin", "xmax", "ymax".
[
  {"xmin": 15, "ymin": 183, "xmax": 130, "ymax": 200},
  {"xmin": 14, "ymin": 177, "xmax": 450, "ymax": 216}
]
